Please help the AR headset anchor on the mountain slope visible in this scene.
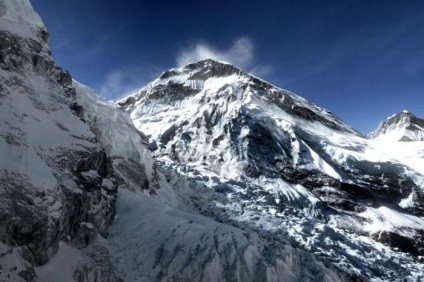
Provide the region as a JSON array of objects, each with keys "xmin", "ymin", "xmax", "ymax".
[
  {"xmin": 0, "ymin": 0, "xmax": 122, "ymax": 279},
  {"xmin": 120, "ymin": 59, "xmax": 424, "ymax": 280},
  {"xmin": 368, "ymin": 110, "xmax": 424, "ymax": 142},
  {"xmin": 0, "ymin": 1, "xmax": 345, "ymax": 281}
]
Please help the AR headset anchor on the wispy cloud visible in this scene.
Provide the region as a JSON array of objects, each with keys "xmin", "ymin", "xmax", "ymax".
[
  {"xmin": 98, "ymin": 68, "xmax": 152, "ymax": 100},
  {"xmin": 176, "ymin": 37, "xmax": 272, "ymax": 77},
  {"xmin": 99, "ymin": 37, "xmax": 273, "ymax": 99},
  {"xmin": 99, "ymin": 70, "xmax": 125, "ymax": 99}
]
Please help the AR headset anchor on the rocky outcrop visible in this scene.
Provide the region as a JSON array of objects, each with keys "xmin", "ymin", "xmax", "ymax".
[{"xmin": 0, "ymin": 1, "xmax": 120, "ymax": 280}]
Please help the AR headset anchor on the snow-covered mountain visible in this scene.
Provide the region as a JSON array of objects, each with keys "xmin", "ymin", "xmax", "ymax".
[
  {"xmin": 119, "ymin": 59, "xmax": 424, "ymax": 281},
  {"xmin": 2, "ymin": 0, "xmax": 424, "ymax": 281},
  {"xmin": 368, "ymin": 110, "xmax": 424, "ymax": 142},
  {"xmin": 0, "ymin": 1, "xmax": 346, "ymax": 281}
]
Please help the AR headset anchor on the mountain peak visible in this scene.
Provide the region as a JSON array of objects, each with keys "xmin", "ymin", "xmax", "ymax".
[
  {"xmin": 119, "ymin": 59, "xmax": 360, "ymax": 136},
  {"xmin": 153, "ymin": 59, "xmax": 246, "ymax": 86},
  {"xmin": 182, "ymin": 58, "xmax": 237, "ymax": 69},
  {"xmin": 188, "ymin": 58, "xmax": 233, "ymax": 67},
  {"xmin": 369, "ymin": 110, "xmax": 424, "ymax": 142},
  {"xmin": 390, "ymin": 109, "xmax": 413, "ymax": 118},
  {"xmin": 183, "ymin": 58, "xmax": 246, "ymax": 78}
]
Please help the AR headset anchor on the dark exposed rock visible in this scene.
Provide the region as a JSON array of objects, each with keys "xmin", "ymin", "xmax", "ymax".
[
  {"xmin": 159, "ymin": 124, "xmax": 179, "ymax": 145},
  {"xmin": 112, "ymin": 159, "xmax": 150, "ymax": 191},
  {"xmin": 403, "ymin": 191, "xmax": 424, "ymax": 215},
  {"xmin": 0, "ymin": 172, "xmax": 57, "ymax": 266},
  {"xmin": 149, "ymin": 140, "xmax": 158, "ymax": 151},
  {"xmin": 373, "ymin": 231, "xmax": 419, "ymax": 255},
  {"xmin": 56, "ymin": 70, "xmax": 72, "ymax": 87},
  {"xmin": 183, "ymin": 59, "xmax": 246, "ymax": 78},
  {"xmin": 117, "ymin": 96, "xmax": 136, "ymax": 108},
  {"xmin": 180, "ymin": 132, "xmax": 192, "ymax": 143},
  {"xmin": 70, "ymin": 222, "xmax": 99, "ymax": 249},
  {"xmin": 75, "ymin": 150, "xmax": 113, "ymax": 178},
  {"xmin": 0, "ymin": 3, "xmax": 121, "ymax": 279},
  {"xmin": 70, "ymin": 102, "xmax": 85, "ymax": 119},
  {"xmin": 0, "ymin": 30, "xmax": 54, "ymax": 76},
  {"xmin": 0, "ymin": 31, "xmax": 23, "ymax": 68},
  {"xmin": 228, "ymin": 113, "xmax": 292, "ymax": 178},
  {"xmin": 158, "ymin": 68, "xmax": 180, "ymax": 79}
]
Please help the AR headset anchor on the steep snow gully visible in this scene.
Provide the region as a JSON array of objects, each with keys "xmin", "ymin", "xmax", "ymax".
[{"xmin": 1, "ymin": 0, "xmax": 423, "ymax": 281}]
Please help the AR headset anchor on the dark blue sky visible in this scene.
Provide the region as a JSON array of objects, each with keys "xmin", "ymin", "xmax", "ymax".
[{"xmin": 31, "ymin": 0, "xmax": 424, "ymax": 134}]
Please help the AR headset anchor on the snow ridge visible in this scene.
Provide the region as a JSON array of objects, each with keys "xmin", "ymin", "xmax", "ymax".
[{"xmin": 368, "ymin": 110, "xmax": 424, "ymax": 142}]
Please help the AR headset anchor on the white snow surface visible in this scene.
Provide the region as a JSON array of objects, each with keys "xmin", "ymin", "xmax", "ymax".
[
  {"xmin": 0, "ymin": 0, "xmax": 47, "ymax": 43},
  {"xmin": 370, "ymin": 140, "xmax": 424, "ymax": 175},
  {"xmin": 0, "ymin": 70, "xmax": 97, "ymax": 193},
  {"xmin": 38, "ymin": 187, "xmax": 343, "ymax": 282},
  {"xmin": 372, "ymin": 124, "xmax": 424, "ymax": 142},
  {"xmin": 360, "ymin": 206, "xmax": 424, "ymax": 234},
  {"xmin": 74, "ymin": 80, "xmax": 155, "ymax": 180}
]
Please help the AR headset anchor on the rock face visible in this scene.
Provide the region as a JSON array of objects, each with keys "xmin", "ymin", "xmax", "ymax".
[
  {"xmin": 0, "ymin": 0, "xmax": 117, "ymax": 280},
  {"xmin": 120, "ymin": 59, "xmax": 424, "ymax": 280},
  {"xmin": 368, "ymin": 110, "xmax": 424, "ymax": 142},
  {"xmin": 0, "ymin": 0, "xmax": 151, "ymax": 280}
]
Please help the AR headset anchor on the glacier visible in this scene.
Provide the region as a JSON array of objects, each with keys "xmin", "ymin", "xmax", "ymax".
[{"xmin": 1, "ymin": 0, "xmax": 424, "ymax": 281}]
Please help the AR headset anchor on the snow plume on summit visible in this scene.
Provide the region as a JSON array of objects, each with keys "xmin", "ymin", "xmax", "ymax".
[
  {"xmin": 177, "ymin": 37, "xmax": 253, "ymax": 67},
  {"xmin": 177, "ymin": 38, "xmax": 272, "ymax": 77}
]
